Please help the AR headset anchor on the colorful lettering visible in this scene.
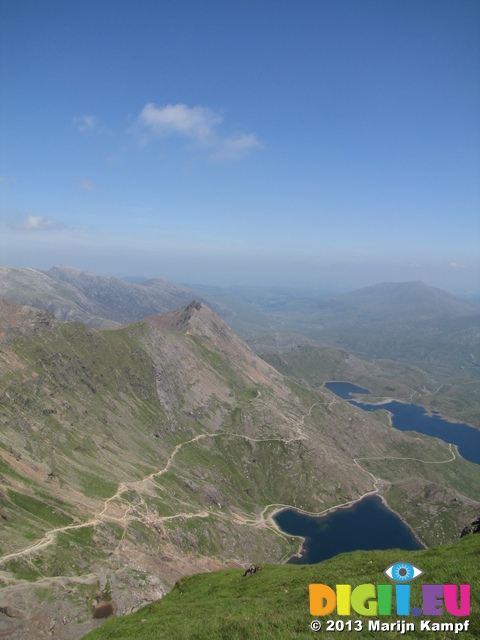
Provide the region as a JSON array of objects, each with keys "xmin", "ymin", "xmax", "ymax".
[
  {"xmin": 444, "ymin": 584, "xmax": 470, "ymax": 616},
  {"xmin": 422, "ymin": 584, "xmax": 444, "ymax": 616},
  {"xmin": 336, "ymin": 584, "xmax": 351, "ymax": 615},
  {"xmin": 395, "ymin": 584, "xmax": 410, "ymax": 615},
  {"xmin": 309, "ymin": 580, "xmax": 470, "ymax": 618},
  {"xmin": 309, "ymin": 584, "xmax": 336, "ymax": 616},
  {"xmin": 377, "ymin": 584, "xmax": 392, "ymax": 615},
  {"xmin": 351, "ymin": 584, "xmax": 377, "ymax": 616}
]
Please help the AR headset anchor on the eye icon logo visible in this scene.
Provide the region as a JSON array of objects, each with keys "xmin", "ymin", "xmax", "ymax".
[{"xmin": 384, "ymin": 562, "xmax": 423, "ymax": 582}]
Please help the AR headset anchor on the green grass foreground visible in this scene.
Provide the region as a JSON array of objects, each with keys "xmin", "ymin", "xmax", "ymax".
[{"xmin": 83, "ymin": 535, "xmax": 479, "ymax": 639}]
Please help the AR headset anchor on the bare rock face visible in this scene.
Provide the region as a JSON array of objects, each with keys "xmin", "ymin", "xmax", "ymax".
[
  {"xmin": 0, "ymin": 297, "xmax": 58, "ymax": 343},
  {"xmin": 460, "ymin": 516, "xmax": 480, "ymax": 538},
  {"xmin": 144, "ymin": 300, "xmax": 253, "ymax": 356},
  {"xmin": 0, "ymin": 605, "xmax": 26, "ymax": 618}
]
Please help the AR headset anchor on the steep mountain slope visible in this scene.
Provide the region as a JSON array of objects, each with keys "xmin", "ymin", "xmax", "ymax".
[
  {"xmin": 0, "ymin": 266, "xmax": 202, "ymax": 328},
  {"xmin": 0, "ymin": 300, "xmax": 479, "ymax": 639},
  {"xmin": 144, "ymin": 300, "xmax": 255, "ymax": 357},
  {"xmin": 83, "ymin": 533, "xmax": 480, "ymax": 640},
  {"xmin": 214, "ymin": 282, "xmax": 480, "ymax": 426}
]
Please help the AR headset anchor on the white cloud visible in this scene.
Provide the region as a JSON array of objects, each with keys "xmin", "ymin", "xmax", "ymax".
[
  {"xmin": 15, "ymin": 215, "xmax": 62, "ymax": 231},
  {"xmin": 133, "ymin": 102, "xmax": 261, "ymax": 160},
  {"xmin": 79, "ymin": 179, "xmax": 97, "ymax": 191},
  {"xmin": 73, "ymin": 114, "xmax": 97, "ymax": 132},
  {"xmin": 212, "ymin": 132, "xmax": 262, "ymax": 160},
  {"xmin": 449, "ymin": 262, "xmax": 467, "ymax": 269},
  {"xmin": 138, "ymin": 103, "xmax": 222, "ymax": 141}
]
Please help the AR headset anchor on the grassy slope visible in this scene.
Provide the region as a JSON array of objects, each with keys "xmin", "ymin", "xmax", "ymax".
[
  {"xmin": 83, "ymin": 534, "xmax": 480, "ymax": 640},
  {"xmin": 1, "ymin": 320, "xmax": 479, "ymax": 576},
  {"xmin": 0, "ymin": 320, "xmax": 305, "ymax": 576},
  {"xmin": 1, "ymin": 311, "xmax": 479, "ymax": 638}
]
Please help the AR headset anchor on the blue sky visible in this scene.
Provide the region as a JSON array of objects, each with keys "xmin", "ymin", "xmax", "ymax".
[{"xmin": 1, "ymin": 0, "xmax": 479, "ymax": 293}]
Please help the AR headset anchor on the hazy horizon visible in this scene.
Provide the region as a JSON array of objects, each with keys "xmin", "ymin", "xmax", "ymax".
[
  {"xmin": 1, "ymin": 1, "xmax": 479, "ymax": 295},
  {"xmin": 2, "ymin": 262, "xmax": 480, "ymax": 300}
]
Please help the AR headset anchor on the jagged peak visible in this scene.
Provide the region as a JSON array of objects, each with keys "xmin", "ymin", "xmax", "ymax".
[
  {"xmin": 145, "ymin": 300, "xmax": 208, "ymax": 328},
  {"xmin": 143, "ymin": 300, "xmax": 251, "ymax": 354}
]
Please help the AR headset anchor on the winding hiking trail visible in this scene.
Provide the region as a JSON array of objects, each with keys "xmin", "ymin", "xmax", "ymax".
[
  {"xmin": 0, "ymin": 391, "xmax": 459, "ymax": 569},
  {"xmin": 247, "ymin": 443, "xmax": 458, "ymax": 533},
  {"xmin": 0, "ymin": 401, "xmax": 318, "ymax": 567}
]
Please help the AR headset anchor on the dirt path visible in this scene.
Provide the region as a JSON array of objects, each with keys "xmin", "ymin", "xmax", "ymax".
[
  {"xmin": 235, "ymin": 443, "xmax": 458, "ymax": 534},
  {"xmin": 0, "ymin": 404, "xmax": 458, "ymax": 568},
  {"xmin": 0, "ymin": 401, "xmax": 321, "ymax": 567},
  {"xmin": 354, "ymin": 442, "xmax": 456, "ymax": 468},
  {"xmin": 0, "ymin": 519, "xmax": 102, "ymax": 565}
]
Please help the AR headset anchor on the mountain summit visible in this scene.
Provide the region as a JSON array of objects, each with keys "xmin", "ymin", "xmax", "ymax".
[
  {"xmin": 144, "ymin": 300, "xmax": 250, "ymax": 355},
  {"xmin": 329, "ymin": 281, "xmax": 480, "ymax": 322}
]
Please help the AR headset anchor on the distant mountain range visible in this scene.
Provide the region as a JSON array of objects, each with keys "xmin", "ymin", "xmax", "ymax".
[
  {"xmin": 196, "ymin": 280, "xmax": 479, "ymax": 323},
  {"xmin": 1, "ymin": 266, "xmax": 477, "ymax": 333},
  {"xmin": 0, "ymin": 265, "xmax": 204, "ymax": 328},
  {"xmin": 312, "ymin": 280, "xmax": 480, "ymax": 323}
]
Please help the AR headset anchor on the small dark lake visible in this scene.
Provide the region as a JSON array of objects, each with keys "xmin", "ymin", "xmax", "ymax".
[
  {"xmin": 274, "ymin": 495, "xmax": 423, "ymax": 564},
  {"xmin": 324, "ymin": 381, "xmax": 480, "ymax": 466},
  {"xmin": 324, "ymin": 382, "xmax": 371, "ymax": 399}
]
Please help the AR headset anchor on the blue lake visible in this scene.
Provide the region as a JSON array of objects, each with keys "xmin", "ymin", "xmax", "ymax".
[
  {"xmin": 324, "ymin": 381, "xmax": 480, "ymax": 466},
  {"xmin": 274, "ymin": 495, "xmax": 423, "ymax": 564},
  {"xmin": 273, "ymin": 381, "xmax": 479, "ymax": 565}
]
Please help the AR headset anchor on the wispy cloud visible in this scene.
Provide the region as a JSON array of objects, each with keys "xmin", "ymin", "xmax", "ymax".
[
  {"xmin": 79, "ymin": 179, "xmax": 97, "ymax": 191},
  {"xmin": 14, "ymin": 215, "xmax": 63, "ymax": 231},
  {"xmin": 212, "ymin": 132, "xmax": 262, "ymax": 160},
  {"xmin": 73, "ymin": 114, "xmax": 97, "ymax": 132},
  {"xmin": 132, "ymin": 103, "xmax": 261, "ymax": 160}
]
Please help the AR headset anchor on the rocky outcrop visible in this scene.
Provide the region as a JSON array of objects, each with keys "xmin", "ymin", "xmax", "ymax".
[
  {"xmin": 460, "ymin": 516, "xmax": 480, "ymax": 537},
  {"xmin": 0, "ymin": 297, "xmax": 58, "ymax": 343}
]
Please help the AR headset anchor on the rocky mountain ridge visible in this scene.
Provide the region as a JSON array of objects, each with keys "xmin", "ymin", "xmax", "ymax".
[
  {"xmin": 0, "ymin": 266, "xmax": 203, "ymax": 328},
  {"xmin": 0, "ymin": 299, "xmax": 479, "ymax": 639}
]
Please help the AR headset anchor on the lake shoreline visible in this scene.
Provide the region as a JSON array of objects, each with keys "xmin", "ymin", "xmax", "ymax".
[
  {"xmin": 324, "ymin": 381, "xmax": 480, "ymax": 465},
  {"xmin": 323, "ymin": 380, "xmax": 479, "ymax": 430},
  {"xmin": 269, "ymin": 490, "xmax": 425, "ymax": 565},
  {"xmin": 267, "ymin": 380, "xmax": 475, "ymax": 564}
]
